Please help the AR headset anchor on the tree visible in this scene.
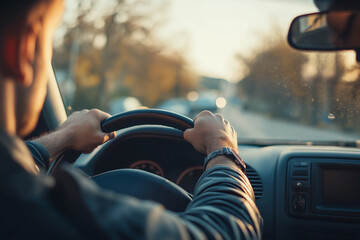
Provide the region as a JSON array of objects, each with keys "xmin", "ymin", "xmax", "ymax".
[
  {"xmin": 237, "ymin": 34, "xmax": 308, "ymax": 120},
  {"xmin": 236, "ymin": 29, "xmax": 360, "ymax": 133},
  {"xmin": 53, "ymin": 0, "xmax": 197, "ymax": 111}
]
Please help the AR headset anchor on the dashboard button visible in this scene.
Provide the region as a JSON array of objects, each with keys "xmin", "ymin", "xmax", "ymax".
[
  {"xmin": 291, "ymin": 180, "xmax": 309, "ymax": 189},
  {"xmin": 292, "ymin": 169, "xmax": 308, "ymax": 176},
  {"xmin": 293, "ymin": 162, "xmax": 309, "ymax": 167},
  {"xmin": 293, "ymin": 194, "xmax": 306, "ymax": 212}
]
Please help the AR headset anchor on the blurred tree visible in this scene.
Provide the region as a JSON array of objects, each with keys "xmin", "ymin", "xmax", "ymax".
[
  {"xmin": 237, "ymin": 34, "xmax": 308, "ymax": 120},
  {"xmin": 332, "ymin": 63, "xmax": 360, "ymax": 132},
  {"xmin": 53, "ymin": 0, "xmax": 197, "ymax": 111},
  {"xmin": 236, "ymin": 29, "xmax": 360, "ymax": 133}
]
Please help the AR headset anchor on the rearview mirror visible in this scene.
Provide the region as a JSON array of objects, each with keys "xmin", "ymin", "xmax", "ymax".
[{"xmin": 288, "ymin": 11, "xmax": 360, "ymax": 51}]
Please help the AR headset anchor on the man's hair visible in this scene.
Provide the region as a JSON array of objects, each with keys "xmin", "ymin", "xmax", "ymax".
[
  {"xmin": 0, "ymin": 0, "xmax": 49, "ymax": 77},
  {"xmin": 314, "ymin": 0, "xmax": 360, "ymax": 11},
  {"xmin": 0, "ymin": 0, "xmax": 47, "ymax": 32}
]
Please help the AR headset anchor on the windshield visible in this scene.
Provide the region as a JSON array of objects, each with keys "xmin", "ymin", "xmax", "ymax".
[{"xmin": 53, "ymin": 0, "xmax": 360, "ymax": 142}]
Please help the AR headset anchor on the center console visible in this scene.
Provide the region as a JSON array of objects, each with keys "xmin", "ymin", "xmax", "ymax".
[
  {"xmin": 288, "ymin": 158, "xmax": 360, "ymax": 220},
  {"xmin": 275, "ymin": 149, "xmax": 360, "ymax": 240}
]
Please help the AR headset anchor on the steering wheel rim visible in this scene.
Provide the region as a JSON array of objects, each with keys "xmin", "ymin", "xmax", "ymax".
[
  {"xmin": 101, "ymin": 109, "xmax": 194, "ymax": 133},
  {"xmin": 50, "ymin": 109, "xmax": 196, "ymax": 212},
  {"xmin": 48, "ymin": 109, "xmax": 194, "ymax": 174}
]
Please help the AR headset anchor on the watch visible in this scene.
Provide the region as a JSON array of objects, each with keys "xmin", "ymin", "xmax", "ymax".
[{"xmin": 204, "ymin": 147, "xmax": 246, "ymax": 172}]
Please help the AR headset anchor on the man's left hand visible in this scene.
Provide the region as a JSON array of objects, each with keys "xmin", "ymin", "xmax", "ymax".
[{"xmin": 34, "ymin": 109, "xmax": 115, "ymax": 160}]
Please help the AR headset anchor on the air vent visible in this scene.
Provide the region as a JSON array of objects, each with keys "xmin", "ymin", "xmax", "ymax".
[{"xmin": 246, "ymin": 165, "xmax": 263, "ymax": 200}]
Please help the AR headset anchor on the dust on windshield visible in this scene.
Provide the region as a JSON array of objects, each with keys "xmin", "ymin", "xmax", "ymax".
[{"xmin": 53, "ymin": 0, "xmax": 360, "ymax": 142}]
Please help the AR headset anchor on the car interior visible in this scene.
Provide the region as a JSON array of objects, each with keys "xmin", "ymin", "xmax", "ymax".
[{"xmin": 25, "ymin": 0, "xmax": 360, "ymax": 239}]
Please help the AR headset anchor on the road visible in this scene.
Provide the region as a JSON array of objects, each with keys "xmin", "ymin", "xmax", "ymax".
[{"xmin": 219, "ymin": 103, "xmax": 359, "ymax": 142}]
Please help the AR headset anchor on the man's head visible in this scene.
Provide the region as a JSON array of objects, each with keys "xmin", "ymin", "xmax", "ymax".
[
  {"xmin": 0, "ymin": 0, "xmax": 64, "ymax": 136},
  {"xmin": 325, "ymin": 11, "xmax": 360, "ymax": 47},
  {"xmin": 313, "ymin": 1, "xmax": 360, "ymax": 48},
  {"xmin": 314, "ymin": 0, "xmax": 360, "ymax": 12}
]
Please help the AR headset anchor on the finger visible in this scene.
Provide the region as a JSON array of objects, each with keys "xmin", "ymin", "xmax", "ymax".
[
  {"xmin": 215, "ymin": 114, "xmax": 227, "ymax": 126},
  {"xmin": 107, "ymin": 131, "xmax": 116, "ymax": 140},
  {"xmin": 194, "ymin": 110, "xmax": 213, "ymax": 121},
  {"xmin": 193, "ymin": 113, "xmax": 202, "ymax": 122},
  {"xmin": 90, "ymin": 109, "xmax": 112, "ymax": 121},
  {"xmin": 183, "ymin": 128, "xmax": 195, "ymax": 142},
  {"xmin": 102, "ymin": 131, "xmax": 116, "ymax": 143},
  {"xmin": 96, "ymin": 131, "xmax": 112, "ymax": 144},
  {"xmin": 215, "ymin": 113, "xmax": 225, "ymax": 123},
  {"xmin": 215, "ymin": 113, "xmax": 223, "ymax": 119},
  {"xmin": 110, "ymin": 131, "xmax": 116, "ymax": 139},
  {"xmin": 201, "ymin": 110, "xmax": 213, "ymax": 116},
  {"xmin": 231, "ymin": 126, "xmax": 236, "ymax": 134},
  {"xmin": 184, "ymin": 129, "xmax": 206, "ymax": 154}
]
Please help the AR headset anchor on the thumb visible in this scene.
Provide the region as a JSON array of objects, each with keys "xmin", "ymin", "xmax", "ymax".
[
  {"xmin": 103, "ymin": 131, "xmax": 116, "ymax": 143},
  {"xmin": 184, "ymin": 128, "xmax": 194, "ymax": 143}
]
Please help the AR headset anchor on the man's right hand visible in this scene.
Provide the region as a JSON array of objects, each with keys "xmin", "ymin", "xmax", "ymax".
[
  {"xmin": 184, "ymin": 111, "xmax": 238, "ymax": 155},
  {"xmin": 184, "ymin": 111, "xmax": 240, "ymax": 171}
]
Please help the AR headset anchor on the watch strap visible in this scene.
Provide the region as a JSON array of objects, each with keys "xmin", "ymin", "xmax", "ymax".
[{"xmin": 203, "ymin": 147, "xmax": 246, "ymax": 172}]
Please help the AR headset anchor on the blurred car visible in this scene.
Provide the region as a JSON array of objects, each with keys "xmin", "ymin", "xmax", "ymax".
[
  {"xmin": 188, "ymin": 91, "xmax": 227, "ymax": 117},
  {"xmin": 109, "ymin": 97, "xmax": 143, "ymax": 115},
  {"xmin": 157, "ymin": 98, "xmax": 191, "ymax": 117},
  {"xmin": 189, "ymin": 93, "xmax": 218, "ymax": 116}
]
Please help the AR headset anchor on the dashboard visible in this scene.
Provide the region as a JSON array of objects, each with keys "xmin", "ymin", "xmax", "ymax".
[
  {"xmin": 74, "ymin": 126, "xmax": 360, "ymax": 240},
  {"xmin": 75, "ymin": 127, "xmax": 206, "ymax": 194},
  {"xmin": 92, "ymin": 134, "xmax": 205, "ymax": 194},
  {"xmin": 241, "ymin": 145, "xmax": 360, "ymax": 240}
]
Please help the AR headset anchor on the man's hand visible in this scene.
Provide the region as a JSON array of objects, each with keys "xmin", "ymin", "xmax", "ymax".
[
  {"xmin": 34, "ymin": 109, "xmax": 115, "ymax": 160},
  {"xmin": 184, "ymin": 111, "xmax": 240, "ymax": 171},
  {"xmin": 184, "ymin": 111, "xmax": 238, "ymax": 155}
]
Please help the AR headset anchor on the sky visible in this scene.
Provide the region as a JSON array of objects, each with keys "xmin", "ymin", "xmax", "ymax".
[
  {"xmin": 58, "ymin": 0, "xmax": 318, "ymax": 82},
  {"xmin": 155, "ymin": 0, "xmax": 317, "ymax": 81}
]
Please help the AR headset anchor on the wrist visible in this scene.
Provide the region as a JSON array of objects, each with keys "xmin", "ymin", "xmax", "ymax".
[
  {"xmin": 205, "ymin": 156, "xmax": 241, "ymax": 171},
  {"xmin": 57, "ymin": 128, "xmax": 73, "ymax": 151},
  {"xmin": 34, "ymin": 129, "xmax": 71, "ymax": 160},
  {"xmin": 206, "ymin": 142, "xmax": 238, "ymax": 155},
  {"xmin": 204, "ymin": 147, "xmax": 245, "ymax": 172}
]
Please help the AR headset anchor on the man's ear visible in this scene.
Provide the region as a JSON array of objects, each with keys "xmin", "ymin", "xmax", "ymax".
[{"xmin": 2, "ymin": 24, "xmax": 38, "ymax": 86}]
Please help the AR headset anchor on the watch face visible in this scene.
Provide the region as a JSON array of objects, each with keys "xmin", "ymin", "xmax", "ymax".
[
  {"xmin": 224, "ymin": 147, "xmax": 238, "ymax": 157},
  {"xmin": 224, "ymin": 147, "xmax": 246, "ymax": 171},
  {"xmin": 233, "ymin": 150, "xmax": 242, "ymax": 159},
  {"xmin": 204, "ymin": 147, "xmax": 246, "ymax": 172}
]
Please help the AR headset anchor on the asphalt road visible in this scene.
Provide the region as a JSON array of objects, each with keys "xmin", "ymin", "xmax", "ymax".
[{"xmin": 220, "ymin": 103, "xmax": 359, "ymax": 142}]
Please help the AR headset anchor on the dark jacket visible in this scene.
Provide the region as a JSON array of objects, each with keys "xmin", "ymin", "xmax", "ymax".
[{"xmin": 0, "ymin": 129, "xmax": 262, "ymax": 239}]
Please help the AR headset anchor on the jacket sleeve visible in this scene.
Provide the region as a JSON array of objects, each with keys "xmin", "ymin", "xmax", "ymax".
[
  {"xmin": 180, "ymin": 165, "xmax": 263, "ymax": 239},
  {"xmin": 51, "ymin": 165, "xmax": 263, "ymax": 240},
  {"xmin": 26, "ymin": 141, "xmax": 51, "ymax": 170}
]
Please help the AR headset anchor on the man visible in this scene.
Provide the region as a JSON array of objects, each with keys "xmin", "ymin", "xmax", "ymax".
[
  {"xmin": 0, "ymin": 0, "xmax": 262, "ymax": 239},
  {"xmin": 315, "ymin": 0, "xmax": 360, "ymax": 48}
]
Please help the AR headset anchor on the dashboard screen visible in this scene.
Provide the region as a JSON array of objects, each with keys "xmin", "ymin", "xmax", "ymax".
[{"xmin": 322, "ymin": 167, "xmax": 360, "ymax": 208}]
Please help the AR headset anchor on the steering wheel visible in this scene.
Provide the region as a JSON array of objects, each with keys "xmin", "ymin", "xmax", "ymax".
[{"xmin": 50, "ymin": 109, "xmax": 201, "ymax": 212}]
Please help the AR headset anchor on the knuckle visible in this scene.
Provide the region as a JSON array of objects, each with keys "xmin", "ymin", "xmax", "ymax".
[
  {"xmin": 90, "ymin": 108, "xmax": 110, "ymax": 119},
  {"xmin": 215, "ymin": 113, "xmax": 224, "ymax": 119},
  {"xmin": 89, "ymin": 109, "xmax": 102, "ymax": 118},
  {"xmin": 71, "ymin": 111, "xmax": 81, "ymax": 116},
  {"xmin": 89, "ymin": 108, "xmax": 99, "ymax": 114},
  {"xmin": 201, "ymin": 110, "xmax": 213, "ymax": 116}
]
